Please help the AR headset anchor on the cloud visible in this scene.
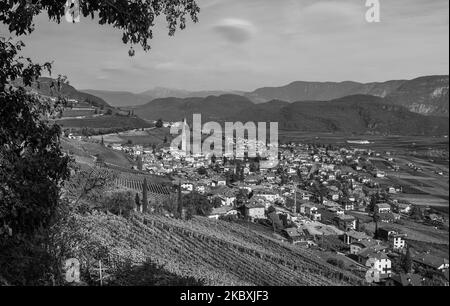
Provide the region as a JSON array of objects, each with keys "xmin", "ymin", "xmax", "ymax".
[{"xmin": 212, "ymin": 18, "xmax": 256, "ymax": 43}]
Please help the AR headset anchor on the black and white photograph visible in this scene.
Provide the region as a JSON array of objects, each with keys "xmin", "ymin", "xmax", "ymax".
[{"xmin": 0, "ymin": 0, "xmax": 449, "ymax": 297}]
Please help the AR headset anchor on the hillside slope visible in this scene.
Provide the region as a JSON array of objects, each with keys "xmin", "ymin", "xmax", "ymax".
[
  {"xmin": 245, "ymin": 76, "xmax": 449, "ymax": 117},
  {"xmin": 277, "ymin": 95, "xmax": 449, "ymax": 135},
  {"xmin": 385, "ymin": 75, "xmax": 449, "ymax": 116},
  {"xmin": 14, "ymin": 77, "xmax": 111, "ymax": 108},
  {"xmin": 246, "ymin": 80, "xmax": 406, "ymax": 103},
  {"xmin": 81, "ymin": 88, "xmax": 244, "ymax": 107},
  {"xmin": 134, "ymin": 94, "xmax": 449, "ymax": 135},
  {"xmin": 135, "ymin": 94, "xmax": 255, "ymax": 122},
  {"xmin": 61, "ymin": 138, "xmax": 135, "ymax": 168},
  {"xmin": 56, "ymin": 115, "xmax": 152, "ymax": 130},
  {"xmin": 79, "ymin": 212, "xmax": 363, "ymax": 286},
  {"xmin": 81, "ymin": 89, "xmax": 153, "ymax": 107}
]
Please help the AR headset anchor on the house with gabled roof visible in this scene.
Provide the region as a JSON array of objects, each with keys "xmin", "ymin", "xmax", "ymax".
[
  {"xmin": 244, "ymin": 203, "xmax": 266, "ymax": 221},
  {"xmin": 386, "ymin": 273, "xmax": 424, "ymax": 287},
  {"xmin": 413, "ymin": 254, "xmax": 449, "ymax": 272},
  {"xmin": 208, "ymin": 206, "xmax": 238, "ymax": 220}
]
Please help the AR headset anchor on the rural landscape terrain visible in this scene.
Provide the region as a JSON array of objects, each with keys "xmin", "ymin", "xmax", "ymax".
[
  {"xmin": 1, "ymin": 0, "xmax": 448, "ymax": 291},
  {"xmin": 5, "ymin": 72, "xmax": 446, "ymax": 287}
]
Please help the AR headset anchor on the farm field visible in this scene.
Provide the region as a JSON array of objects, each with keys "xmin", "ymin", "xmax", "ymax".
[
  {"xmin": 80, "ymin": 212, "xmax": 364, "ymax": 286},
  {"xmin": 383, "ymin": 155, "xmax": 449, "ymax": 210},
  {"xmin": 91, "ymin": 127, "xmax": 173, "ymax": 146},
  {"xmin": 61, "ymin": 109, "xmax": 96, "ymax": 118},
  {"xmin": 55, "ymin": 115, "xmax": 153, "ymax": 130},
  {"xmin": 278, "ymin": 132, "xmax": 449, "ymax": 153},
  {"xmin": 61, "ymin": 138, "xmax": 135, "ymax": 168},
  {"xmin": 364, "ymin": 219, "xmax": 449, "ymax": 245}
]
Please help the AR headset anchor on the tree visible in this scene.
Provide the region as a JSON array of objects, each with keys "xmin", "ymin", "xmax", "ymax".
[
  {"xmin": 66, "ymin": 168, "xmax": 117, "ymax": 208},
  {"xmin": 102, "ymin": 191, "xmax": 135, "ymax": 218},
  {"xmin": 0, "ymin": 40, "xmax": 71, "ymax": 284},
  {"xmin": 137, "ymin": 155, "xmax": 143, "ymax": 171},
  {"xmin": 312, "ymin": 181, "xmax": 328, "ymax": 204},
  {"xmin": 402, "ymin": 246, "xmax": 413, "ymax": 273},
  {"xmin": 135, "ymin": 193, "xmax": 141, "ymax": 211},
  {"xmin": 0, "ymin": 1, "xmax": 200, "ymax": 284},
  {"xmin": 182, "ymin": 192, "xmax": 213, "ymax": 219},
  {"xmin": 212, "ymin": 197, "xmax": 223, "ymax": 208},
  {"xmin": 0, "ymin": 1, "xmax": 200, "ymax": 53},
  {"xmin": 249, "ymin": 161, "xmax": 258, "ymax": 173},
  {"xmin": 142, "ymin": 178, "xmax": 148, "ymax": 213},
  {"xmin": 197, "ymin": 166, "xmax": 207, "ymax": 176},
  {"xmin": 280, "ymin": 172, "xmax": 288, "ymax": 185},
  {"xmin": 236, "ymin": 189, "xmax": 249, "ymax": 207},
  {"xmin": 155, "ymin": 119, "xmax": 163, "ymax": 128}
]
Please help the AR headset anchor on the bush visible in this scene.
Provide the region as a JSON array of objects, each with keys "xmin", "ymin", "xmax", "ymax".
[
  {"xmin": 101, "ymin": 191, "xmax": 136, "ymax": 218},
  {"xmin": 327, "ymin": 258, "xmax": 345, "ymax": 269},
  {"xmin": 155, "ymin": 119, "xmax": 163, "ymax": 128}
]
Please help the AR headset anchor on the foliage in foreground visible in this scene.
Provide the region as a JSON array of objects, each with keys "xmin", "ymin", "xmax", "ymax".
[{"xmin": 1, "ymin": 0, "xmax": 200, "ymax": 285}]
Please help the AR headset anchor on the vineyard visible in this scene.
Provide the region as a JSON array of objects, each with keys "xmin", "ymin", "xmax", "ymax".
[{"xmin": 79, "ymin": 212, "xmax": 364, "ymax": 286}]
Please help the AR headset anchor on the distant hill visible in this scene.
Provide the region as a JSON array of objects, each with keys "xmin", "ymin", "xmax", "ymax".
[
  {"xmin": 14, "ymin": 77, "xmax": 111, "ymax": 109},
  {"xmin": 276, "ymin": 95, "xmax": 448, "ymax": 135},
  {"xmin": 139, "ymin": 87, "xmax": 243, "ymax": 101},
  {"xmin": 245, "ymin": 80, "xmax": 406, "ymax": 103},
  {"xmin": 134, "ymin": 94, "xmax": 448, "ymax": 136},
  {"xmin": 81, "ymin": 89, "xmax": 153, "ymax": 107},
  {"xmin": 385, "ymin": 75, "xmax": 449, "ymax": 117},
  {"xmin": 81, "ymin": 75, "xmax": 449, "ymax": 117},
  {"xmin": 135, "ymin": 94, "xmax": 255, "ymax": 122},
  {"xmin": 245, "ymin": 76, "xmax": 449, "ymax": 117},
  {"xmin": 80, "ymin": 87, "xmax": 243, "ymax": 107}
]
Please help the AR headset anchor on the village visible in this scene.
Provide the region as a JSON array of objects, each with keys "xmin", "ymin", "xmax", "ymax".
[{"xmin": 87, "ymin": 122, "xmax": 450, "ymax": 287}]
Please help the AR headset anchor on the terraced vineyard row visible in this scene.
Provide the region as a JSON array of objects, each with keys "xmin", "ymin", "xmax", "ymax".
[
  {"xmin": 115, "ymin": 177, "xmax": 171, "ymax": 194},
  {"xmin": 81, "ymin": 212, "xmax": 363, "ymax": 286},
  {"xmin": 67, "ymin": 165, "xmax": 171, "ymax": 193},
  {"xmin": 138, "ymin": 214, "xmax": 363, "ymax": 285}
]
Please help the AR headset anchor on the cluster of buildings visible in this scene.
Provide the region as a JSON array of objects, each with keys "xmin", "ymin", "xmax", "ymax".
[{"xmin": 107, "ymin": 137, "xmax": 448, "ymax": 286}]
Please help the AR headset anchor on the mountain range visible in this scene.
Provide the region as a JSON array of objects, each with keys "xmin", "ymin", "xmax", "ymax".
[
  {"xmin": 14, "ymin": 75, "xmax": 449, "ymax": 135},
  {"xmin": 244, "ymin": 80, "xmax": 406, "ymax": 103},
  {"xmin": 82, "ymin": 87, "xmax": 243, "ymax": 107},
  {"xmin": 81, "ymin": 75, "xmax": 449, "ymax": 117},
  {"xmin": 133, "ymin": 94, "xmax": 448, "ymax": 136},
  {"xmin": 384, "ymin": 76, "xmax": 449, "ymax": 117}
]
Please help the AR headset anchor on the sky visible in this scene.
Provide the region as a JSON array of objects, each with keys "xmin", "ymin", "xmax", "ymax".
[{"xmin": 8, "ymin": 0, "xmax": 450, "ymax": 92}]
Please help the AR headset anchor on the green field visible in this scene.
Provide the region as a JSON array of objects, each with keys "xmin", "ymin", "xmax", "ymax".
[
  {"xmin": 62, "ymin": 138, "xmax": 136, "ymax": 168},
  {"xmin": 56, "ymin": 115, "xmax": 153, "ymax": 130},
  {"xmin": 91, "ymin": 127, "xmax": 174, "ymax": 146},
  {"xmin": 278, "ymin": 132, "xmax": 449, "ymax": 153}
]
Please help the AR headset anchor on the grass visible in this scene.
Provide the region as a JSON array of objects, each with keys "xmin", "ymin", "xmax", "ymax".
[
  {"xmin": 91, "ymin": 127, "xmax": 173, "ymax": 146},
  {"xmin": 365, "ymin": 219, "xmax": 449, "ymax": 245},
  {"xmin": 56, "ymin": 115, "xmax": 152, "ymax": 129},
  {"xmin": 62, "ymin": 138, "xmax": 135, "ymax": 168}
]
